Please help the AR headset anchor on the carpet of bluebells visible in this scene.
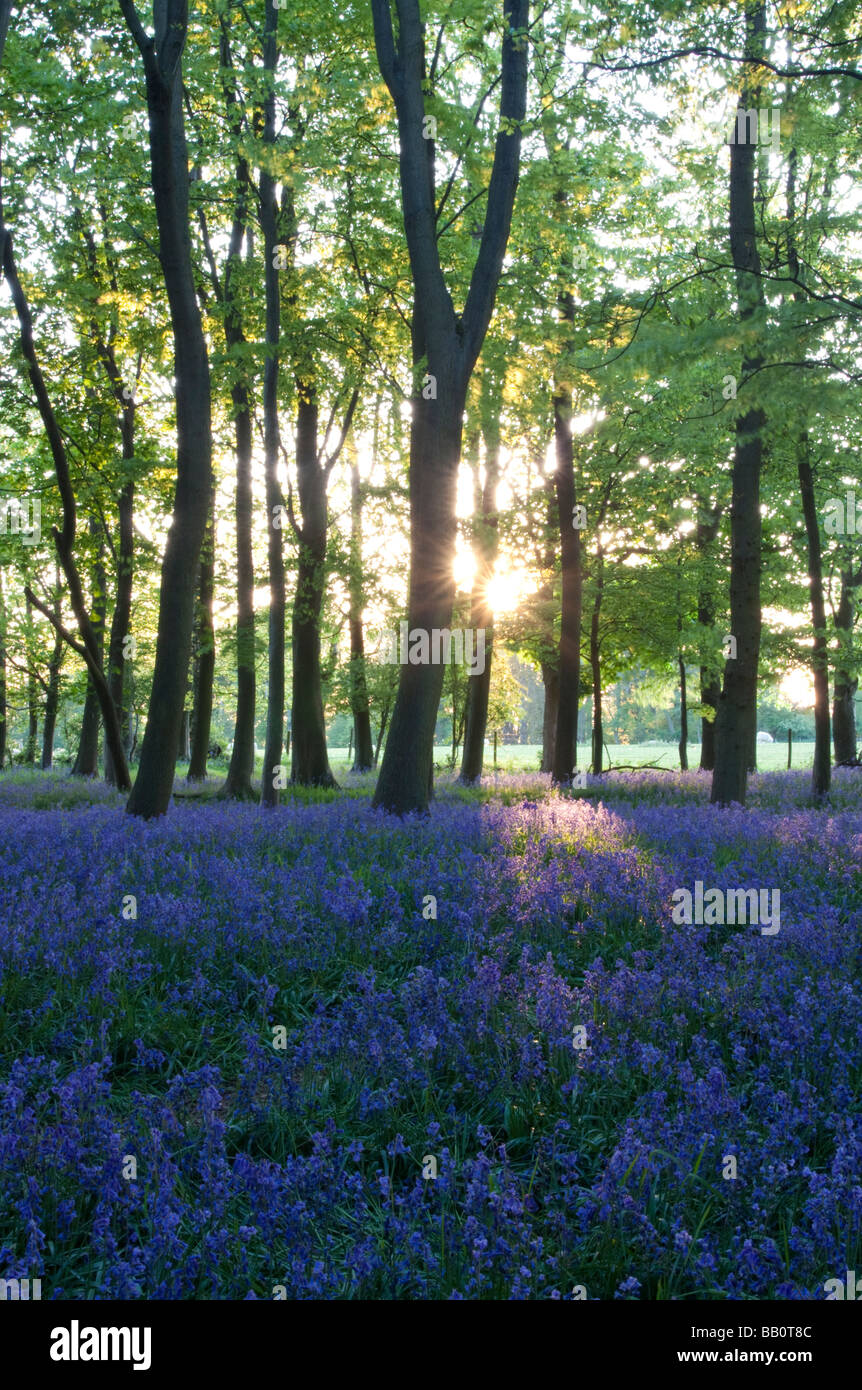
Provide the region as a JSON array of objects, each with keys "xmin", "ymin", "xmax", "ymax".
[{"xmin": 0, "ymin": 767, "xmax": 860, "ymax": 1300}]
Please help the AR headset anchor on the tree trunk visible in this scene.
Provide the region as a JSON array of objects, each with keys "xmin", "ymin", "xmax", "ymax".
[
  {"xmin": 460, "ymin": 374, "xmax": 501, "ymax": 784},
  {"xmin": 832, "ymin": 563, "xmax": 859, "ymax": 763},
  {"xmin": 260, "ymin": 0, "xmax": 286, "ymax": 809},
  {"xmin": 73, "ymin": 527, "xmax": 106, "ymax": 777},
  {"xmin": 590, "ymin": 573, "xmax": 604, "ymax": 775},
  {"xmin": 222, "ymin": 357, "xmax": 257, "ymax": 797},
  {"xmin": 698, "ymin": 576, "xmax": 720, "ymax": 771},
  {"xmin": 711, "ymin": 2, "xmax": 767, "ymax": 807},
  {"xmin": 104, "ymin": 473, "xmax": 134, "ymax": 785},
  {"xmin": 291, "ymin": 390, "xmax": 337, "ymax": 787},
  {"xmin": 212, "ymin": 44, "xmax": 257, "ymax": 802},
  {"xmin": 372, "ymin": 387, "xmax": 465, "ymax": 812},
  {"xmin": 348, "ymin": 456, "xmax": 374, "ymax": 771},
  {"xmin": 785, "ymin": 148, "xmax": 830, "ymax": 797},
  {"xmin": 797, "ymin": 438, "xmax": 831, "ymax": 797},
  {"xmin": 541, "ymin": 663, "xmax": 559, "ymax": 773},
  {"xmin": 177, "ymin": 709, "xmax": 190, "ymax": 762},
  {"xmin": 41, "ymin": 575, "xmax": 64, "ymax": 770},
  {"xmin": 222, "ymin": 257, "xmax": 257, "ymax": 797},
  {"xmin": 374, "ymin": 703, "xmax": 390, "ymax": 767},
  {"xmin": 551, "ymin": 377, "xmax": 582, "ymax": 784},
  {"xmin": 695, "ymin": 502, "xmax": 722, "ymax": 771},
  {"xmin": 123, "ymin": 0, "xmax": 213, "ymax": 818},
  {"xmin": 678, "ymin": 656, "xmax": 689, "ymax": 770},
  {"xmin": 187, "ymin": 489, "xmax": 216, "ymax": 780},
  {"xmin": 370, "ymin": 0, "xmax": 528, "ymax": 815}
]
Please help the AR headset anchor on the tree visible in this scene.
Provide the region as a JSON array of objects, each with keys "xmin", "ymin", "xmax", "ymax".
[
  {"xmin": 120, "ymin": 0, "xmax": 213, "ymax": 818},
  {"xmin": 711, "ymin": 2, "xmax": 768, "ymax": 808},
  {"xmin": 371, "ymin": 0, "xmax": 529, "ymax": 815}
]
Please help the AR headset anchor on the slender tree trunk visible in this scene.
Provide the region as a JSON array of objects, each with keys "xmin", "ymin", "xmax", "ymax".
[
  {"xmin": 460, "ymin": 376, "xmax": 501, "ymax": 783},
  {"xmin": 24, "ymin": 595, "xmax": 38, "ymax": 765},
  {"xmin": 222, "ymin": 362, "xmax": 257, "ymax": 797},
  {"xmin": 188, "ymin": 490, "xmax": 216, "ymax": 780},
  {"xmin": 541, "ymin": 663, "xmax": 559, "ymax": 773},
  {"xmin": 552, "ymin": 377, "xmax": 582, "ymax": 783},
  {"xmin": 711, "ymin": 3, "xmax": 767, "ymax": 807},
  {"xmin": 348, "ymin": 455, "xmax": 374, "ymax": 771},
  {"xmin": 222, "ymin": 279, "xmax": 257, "ymax": 796},
  {"xmin": 695, "ymin": 503, "xmax": 722, "ymax": 771},
  {"xmin": 832, "ymin": 563, "xmax": 859, "ymax": 762},
  {"xmin": 73, "ymin": 526, "xmax": 106, "ymax": 777},
  {"xmin": 589, "ymin": 600, "xmax": 603, "ymax": 772},
  {"xmin": 123, "ymin": 0, "xmax": 213, "ymax": 818},
  {"xmin": 206, "ymin": 36, "xmax": 257, "ymax": 801},
  {"xmin": 798, "ymin": 438, "xmax": 831, "ymax": 797},
  {"xmin": 104, "ymin": 474, "xmax": 134, "ymax": 785},
  {"xmin": 590, "ymin": 569, "xmax": 604, "ymax": 774},
  {"xmin": 291, "ymin": 390, "xmax": 336, "ymax": 787},
  {"xmin": 260, "ymin": 1, "xmax": 286, "ymax": 808},
  {"xmin": 699, "ymin": 580, "xmax": 720, "ymax": 771},
  {"xmin": 537, "ymin": 475, "xmax": 559, "ymax": 774},
  {"xmin": 678, "ymin": 656, "xmax": 689, "ymax": 770},
  {"xmin": 374, "ymin": 702, "xmax": 390, "ymax": 767},
  {"xmin": 786, "ymin": 146, "xmax": 830, "ymax": 797},
  {"xmin": 41, "ymin": 574, "xmax": 64, "ymax": 770},
  {"xmin": 177, "ymin": 709, "xmax": 190, "ymax": 761}
]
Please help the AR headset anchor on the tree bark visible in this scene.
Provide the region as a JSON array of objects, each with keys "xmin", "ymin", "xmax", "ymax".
[
  {"xmin": 370, "ymin": 0, "xmax": 528, "ymax": 815},
  {"xmin": 797, "ymin": 438, "xmax": 831, "ymax": 797},
  {"xmin": 216, "ymin": 26, "xmax": 257, "ymax": 801},
  {"xmin": 695, "ymin": 502, "xmax": 723, "ymax": 771},
  {"xmin": 711, "ymin": 2, "xmax": 767, "ymax": 807},
  {"xmin": 187, "ymin": 489, "xmax": 216, "ymax": 780},
  {"xmin": 552, "ymin": 376, "xmax": 582, "ymax": 784},
  {"xmin": 678, "ymin": 656, "xmax": 689, "ymax": 771},
  {"xmin": 784, "ymin": 146, "xmax": 830, "ymax": 796},
  {"xmin": 73, "ymin": 523, "xmax": 106, "ymax": 777},
  {"xmin": 122, "ymin": 0, "xmax": 213, "ymax": 817},
  {"xmin": 24, "ymin": 592, "xmax": 38, "ymax": 764},
  {"xmin": 290, "ymin": 389, "xmax": 337, "ymax": 787},
  {"xmin": 348, "ymin": 454, "xmax": 374, "ymax": 771},
  {"xmin": 41, "ymin": 574, "xmax": 64, "ymax": 770},
  {"xmin": 541, "ymin": 663, "xmax": 559, "ymax": 773},
  {"xmin": 259, "ymin": 0, "xmax": 287, "ymax": 809},
  {"xmin": 832, "ymin": 563, "xmax": 859, "ymax": 762},
  {"xmin": 221, "ymin": 338, "xmax": 258, "ymax": 798},
  {"xmin": 104, "ymin": 472, "xmax": 134, "ymax": 786},
  {"xmin": 460, "ymin": 372, "xmax": 502, "ymax": 783},
  {"xmin": 590, "ymin": 559, "xmax": 604, "ymax": 774}
]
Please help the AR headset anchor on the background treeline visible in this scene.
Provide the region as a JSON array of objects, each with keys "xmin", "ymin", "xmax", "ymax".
[{"xmin": 0, "ymin": 0, "xmax": 860, "ymax": 812}]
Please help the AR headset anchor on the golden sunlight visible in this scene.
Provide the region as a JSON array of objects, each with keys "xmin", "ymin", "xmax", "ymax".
[
  {"xmin": 779, "ymin": 669, "xmax": 816, "ymax": 709},
  {"xmin": 486, "ymin": 565, "xmax": 532, "ymax": 616}
]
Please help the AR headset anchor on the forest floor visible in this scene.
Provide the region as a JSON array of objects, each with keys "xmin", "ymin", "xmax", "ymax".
[{"xmin": 0, "ymin": 767, "xmax": 859, "ymax": 1298}]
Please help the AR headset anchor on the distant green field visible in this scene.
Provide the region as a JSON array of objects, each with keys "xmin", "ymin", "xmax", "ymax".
[{"xmin": 327, "ymin": 739, "xmax": 814, "ymax": 774}]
